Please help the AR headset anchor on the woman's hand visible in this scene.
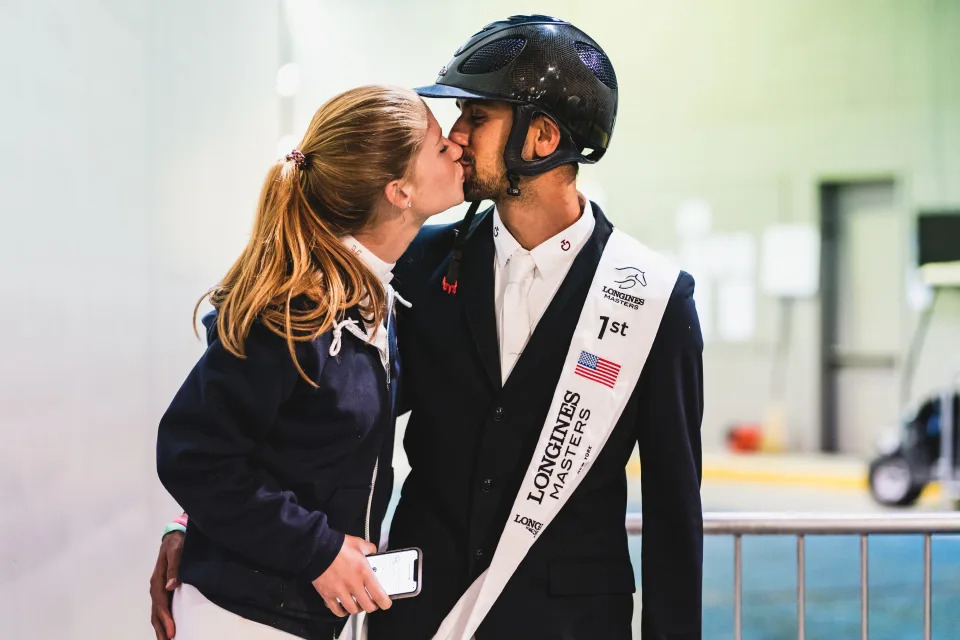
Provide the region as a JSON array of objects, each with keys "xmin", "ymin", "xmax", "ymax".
[{"xmin": 311, "ymin": 535, "xmax": 392, "ymax": 616}]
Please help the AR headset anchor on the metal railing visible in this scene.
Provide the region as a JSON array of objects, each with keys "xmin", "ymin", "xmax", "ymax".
[{"xmin": 625, "ymin": 512, "xmax": 960, "ymax": 640}]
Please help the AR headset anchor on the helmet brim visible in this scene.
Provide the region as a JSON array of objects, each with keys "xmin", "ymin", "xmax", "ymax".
[{"xmin": 414, "ymin": 83, "xmax": 501, "ymax": 101}]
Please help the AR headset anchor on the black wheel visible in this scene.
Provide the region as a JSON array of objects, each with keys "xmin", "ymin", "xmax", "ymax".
[{"xmin": 869, "ymin": 454, "xmax": 925, "ymax": 507}]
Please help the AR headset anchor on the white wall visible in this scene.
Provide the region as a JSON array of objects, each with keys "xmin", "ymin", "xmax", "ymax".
[
  {"xmin": 583, "ymin": 0, "xmax": 960, "ymax": 452},
  {"xmin": 0, "ymin": 1, "xmax": 280, "ymax": 637}
]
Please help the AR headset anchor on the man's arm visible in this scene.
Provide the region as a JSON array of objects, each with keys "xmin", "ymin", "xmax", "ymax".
[{"xmin": 636, "ymin": 271, "xmax": 704, "ymax": 640}]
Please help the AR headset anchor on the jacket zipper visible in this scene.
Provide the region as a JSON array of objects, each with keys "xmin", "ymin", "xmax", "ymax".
[{"xmin": 364, "ymin": 306, "xmax": 393, "ymax": 544}]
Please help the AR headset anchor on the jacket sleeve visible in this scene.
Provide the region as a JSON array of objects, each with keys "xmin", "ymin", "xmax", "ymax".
[
  {"xmin": 156, "ymin": 321, "xmax": 344, "ymax": 581},
  {"xmin": 636, "ymin": 271, "xmax": 704, "ymax": 640}
]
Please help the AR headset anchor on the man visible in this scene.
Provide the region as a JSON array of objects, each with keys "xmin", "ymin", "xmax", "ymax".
[{"xmin": 151, "ymin": 15, "xmax": 703, "ymax": 640}]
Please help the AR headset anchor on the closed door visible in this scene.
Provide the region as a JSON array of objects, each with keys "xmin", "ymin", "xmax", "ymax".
[{"xmin": 821, "ymin": 181, "xmax": 902, "ymax": 455}]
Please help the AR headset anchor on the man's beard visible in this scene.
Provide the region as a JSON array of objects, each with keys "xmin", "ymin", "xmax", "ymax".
[{"xmin": 461, "ymin": 153, "xmax": 508, "ymax": 202}]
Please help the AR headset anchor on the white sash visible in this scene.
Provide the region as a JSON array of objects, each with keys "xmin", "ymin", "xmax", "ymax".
[{"xmin": 432, "ymin": 229, "xmax": 679, "ymax": 640}]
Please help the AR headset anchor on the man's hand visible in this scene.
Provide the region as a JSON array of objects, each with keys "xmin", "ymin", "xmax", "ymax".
[
  {"xmin": 149, "ymin": 531, "xmax": 184, "ymax": 640},
  {"xmin": 312, "ymin": 535, "xmax": 392, "ymax": 617}
]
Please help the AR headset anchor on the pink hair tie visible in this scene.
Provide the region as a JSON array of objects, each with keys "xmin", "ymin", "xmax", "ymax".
[{"xmin": 285, "ymin": 149, "xmax": 306, "ymax": 168}]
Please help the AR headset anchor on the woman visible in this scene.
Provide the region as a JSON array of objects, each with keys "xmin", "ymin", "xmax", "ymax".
[{"xmin": 155, "ymin": 85, "xmax": 463, "ymax": 640}]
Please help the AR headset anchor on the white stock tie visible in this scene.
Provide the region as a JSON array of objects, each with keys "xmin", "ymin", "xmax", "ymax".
[{"xmin": 500, "ymin": 250, "xmax": 537, "ymax": 384}]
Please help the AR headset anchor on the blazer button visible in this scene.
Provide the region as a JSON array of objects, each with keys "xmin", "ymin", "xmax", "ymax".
[
  {"xmin": 474, "ymin": 548, "xmax": 485, "ymax": 560},
  {"xmin": 481, "ymin": 478, "xmax": 493, "ymax": 492},
  {"xmin": 493, "ymin": 406, "xmax": 504, "ymax": 422}
]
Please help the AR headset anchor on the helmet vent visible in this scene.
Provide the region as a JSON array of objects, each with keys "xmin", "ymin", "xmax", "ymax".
[
  {"xmin": 574, "ymin": 42, "xmax": 618, "ymax": 90},
  {"xmin": 458, "ymin": 37, "xmax": 526, "ymax": 75}
]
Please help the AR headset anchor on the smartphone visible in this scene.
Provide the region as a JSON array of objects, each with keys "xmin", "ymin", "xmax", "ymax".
[{"xmin": 366, "ymin": 547, "xmax": 422, "ymax": 599}]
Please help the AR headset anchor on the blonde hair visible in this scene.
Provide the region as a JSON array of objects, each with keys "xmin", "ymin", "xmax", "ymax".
[{"xmin": 195, "ymin": 85, "xmax": 429, "ymax": 384}]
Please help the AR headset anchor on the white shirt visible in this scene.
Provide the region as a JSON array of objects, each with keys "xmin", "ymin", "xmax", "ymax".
[
  {"xmin": 342, "ymin": 235, "xmax": 395, "ymax": 287},
  {"xmin": 341, "ymin": 235, "xmax": 397, "ymax": 364},
  {"xmin": 493, "ymin": 199, "xmax": 596, "ymax": 369}
]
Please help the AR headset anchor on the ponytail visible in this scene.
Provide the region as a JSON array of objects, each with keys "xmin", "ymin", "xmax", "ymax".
[{"xmin": 193, "ymin": 86, "xmax": 426, "ymax": 385}]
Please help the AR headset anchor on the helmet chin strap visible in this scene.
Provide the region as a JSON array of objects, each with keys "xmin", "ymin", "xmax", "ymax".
[
  {"xmin": 441, "ymin": 200, "xmax": 482, "ymax": 295},
  {"xmin": 502, "ymin": 103, "xmax": 601, "ymax": 197}
]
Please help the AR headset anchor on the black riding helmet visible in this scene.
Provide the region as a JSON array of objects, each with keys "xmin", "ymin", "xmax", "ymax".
[
  {"xmin": 416, "ymin": 14, "xmax": 618, "ymax": 191},
  {"xmin": 417, "ymin": 15, "xmax": 618, "ymax": 294}
]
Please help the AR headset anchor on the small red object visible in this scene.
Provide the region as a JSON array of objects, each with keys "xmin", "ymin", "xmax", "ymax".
[
  {"xmin": 442, "ymin": 277, "xmax": 458, "ymax": 295},
  {"xmin": 726, "ymin": 423, "xmax": 763, "ymax": 453}
]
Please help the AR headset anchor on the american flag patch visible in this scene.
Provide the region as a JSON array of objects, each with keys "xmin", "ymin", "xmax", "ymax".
[{"xmin": 575, "ymin": 351, "xmax": 621, "ymax": 388}]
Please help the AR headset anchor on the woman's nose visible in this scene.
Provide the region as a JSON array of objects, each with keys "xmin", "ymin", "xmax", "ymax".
[{"xmin": 448, "ymin": 141, "xmax": 464, "ymax": 162}]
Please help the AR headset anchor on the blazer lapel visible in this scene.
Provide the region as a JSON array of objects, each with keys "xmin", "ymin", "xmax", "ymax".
[{"xmin": 456, "ymin": 208, "xmax": 502, "ymax": 391}]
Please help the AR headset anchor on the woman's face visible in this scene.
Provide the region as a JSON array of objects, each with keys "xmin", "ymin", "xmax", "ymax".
[{"xmin": 405, "ymin": 108, "xmax": 465, "ymax": 217}]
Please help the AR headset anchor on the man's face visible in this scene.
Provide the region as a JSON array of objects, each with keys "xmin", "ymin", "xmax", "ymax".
[{"xmin": 449, "ymin": 100, "xmax": 514, "ymax": 201}]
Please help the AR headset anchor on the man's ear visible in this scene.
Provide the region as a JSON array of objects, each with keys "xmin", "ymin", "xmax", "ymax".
[
  {"xmin": 383, "ymin": 179, "xmax": 412, "ymax": 209},
  {"xmin": 521, "ymin": 114, "xmax": 562, "ymax": 161}
]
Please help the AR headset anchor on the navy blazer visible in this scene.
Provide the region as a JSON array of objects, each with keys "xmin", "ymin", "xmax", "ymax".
[
  {"xmin": 156, "ymin": 308, "xmax": 400, "ymax": 639},
  {"xmin": 370, "ymin": 204, "xmax": 704, "ymax": 640}
]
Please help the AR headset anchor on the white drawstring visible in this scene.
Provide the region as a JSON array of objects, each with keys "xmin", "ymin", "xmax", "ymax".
[
  {"xmin": 390, "ymin": 286, "xmax": 412, "ymax": 311},
  {"xmin": 328, "ymin": 318, "xmax": 360, "ymax": 357},
  {"xmin": 328, "ymin": 285, "xmax": 412, "ymax": 360}
]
